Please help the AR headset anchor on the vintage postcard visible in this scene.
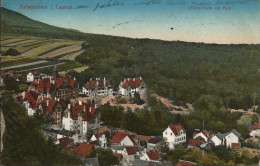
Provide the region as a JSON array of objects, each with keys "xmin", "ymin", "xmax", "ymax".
[{"xmin": 0, "ymin": 0, "xmax": 260, "ymax": 165}]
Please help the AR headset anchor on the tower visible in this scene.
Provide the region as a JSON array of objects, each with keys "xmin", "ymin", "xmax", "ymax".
[{"xmin": 53, "ymin": 65, "xmax": 59, "ymax": 81}]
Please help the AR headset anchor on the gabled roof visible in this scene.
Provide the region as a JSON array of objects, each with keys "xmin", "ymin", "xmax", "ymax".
[
  {"xmin": 138, "ymin": 135, "xmax": 151, "ymax": 142},
  {"xmin": 125, "ymin": 146, "xmax": 139, "ymax": 155},
  {"xmin": 250, "ymin": 122, "xmax": 260, "ymax": 130},
  {"xmin": 223, "ymin": 129, "xmax": 241, "ymax": 138},
  {"xmin": 74, "ymin": 143, "xmax": 94, "ymax": 158},
  {"xmin": 55, "ymin": 76, "xmax": 76, "ymax": 88},
  {"xmin": 35, "ymin": 78, "xmax": 53, "ymax": 93},
  {"xmin": 71, "ymin": 102, "xmax": 96, "ymax": 121},
  {"xmin": 7, "ymin": 70, "xmax": 15, "ymax": 75},
  {"xmin": 177, "ymin": 160, "xmax": 197, "ymax": 166},
  {"xmin": 189, "ymin": 138, "xmax": 201, "ymax": 147},
  {"xmin": 39, "ymin": 98, "xmax": 57, "ymax": 116},
  {"xmin": 114, "ymin": 153, "xmax": 122, "ymax": 160},
  {"xmin": 85, "ymin": 79, "xmax": 112, "ymax": 89},
  {"xmin": 32, "ymin": 70, "xmax": 39, "ymax": 76},
  {"xmin": 24, "ymin": 91, "xmax": 38, "ymax": 109},
  {"xmin": 231, "ymin": 143, "xmax": 241, "ymax": 148},
  {"xmin": 169, "ymin": 124, "xmax": 185, "ymax": 135},
  {"xmin": 112, "ymin": 132, "xmax": 136, "ymax": 144},
  {"xmin": 58, "ymin": 137, "xmax": 73, "ymax": 148},
  {"xmin": 121, "ymin": 77, "xmax": 143, "ymax": 88},
  {"xmin": 95, "ymin": 132, "xmax": 104, "ymax": 140},
  {"xmin": 148, "ymin": 137, "xmax": 160, "ymax": 144},
  {"xmin": 147, "ymin": 150, "xmax": 160, "ymax": 160}
]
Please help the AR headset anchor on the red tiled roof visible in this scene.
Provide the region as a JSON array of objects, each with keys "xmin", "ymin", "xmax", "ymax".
[
  {"xmin": 35, "ymin": 78, "xmax": 53, "ymax": 93},
  {"xmin": 71, "ymin": 102, "xmax": 96, "ymax": 121},
  {"xmin": 125, "ymin": 146, "xmax": 138, "ymax": 155},
  {"xmin": 189, "ymin": 139, "xmax": 201, "ymax": 147},
  {"xmin": 59, "ymin": 99, "xmax": 68, "ymax": 109},
  {"xmin": 148, "ymin": 137, "xmax": 160, "ymax": 144},
  {"xmin": 112, "ymin": 132, "xmax": 136, "ymax": 144},
  {"xmin": 177, "ymin": 160, "xmax": 197, "ymax": 166},
  {"xmin": 122, "ymin": 78, "xmax": 142, "ymax": 88},
  {"xmin": 250, "ymin": 122, "xmax": 260, "ymax": 130},
  {"xmin": 169, "ymin": 124, "xmax": 186, "ymax": 135},
  {"xmin": 25, "ymin": 91, "xmax": 38, "ymax": 110},
  {"xmin": 58, "ymin": 137, "xmax": 73, "ymax": 148},
  {"xmin": 74, "ymin": 143, "xmax": 94, "ymax": 158},
  {"xmin": 39, "ymin": 98, "xmax": 57, "ymax": 116},
  {"xmin": 32, "ymin": 70, "xmax": 39, "ymax": 75},
  {"xmin": 114, "ymin": 153, "xmax": 122, "ymax": 160},
  {"xmin": 147, "ymin": 150, "xmax": 160, "ymax": 160},
  {"xmin": 203, "ymin": 130, "xmax": 210, "ymax": 136},
  {"xmin": 56, "ymin": 76, "xmax": 76, "ymax": 88},
  {"xmin": 16, "ymin": 74, "xmax": 23, "ymax": 78},
  {"xmin": 193, "ymin": 132, "xmax": 199, "ymax": 138},
  {"xmin": 7, "ymin": 70, "xmax": 15, "ymax": 75},
  {"xmin": 85, "ymin": 79, "xmax": 110, "ymax": 89},
  {"xmin": 95, "ymin": 133, "xmax": 104, "ymax": 140},
  {"xmin": 232, "ymin": 143, "xmax": 241, "ymax": 148}
]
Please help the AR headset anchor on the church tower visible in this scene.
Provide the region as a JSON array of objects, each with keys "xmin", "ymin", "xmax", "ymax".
[{"xmin": 53, "ymin": 65, "xmax": 59, "ymax": 80}]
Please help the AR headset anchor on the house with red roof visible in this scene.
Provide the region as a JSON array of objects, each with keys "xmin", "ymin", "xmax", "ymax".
[
  {"xmin": 249, "ymin": 122, "xmax": 260, "ymax": 138},
  {"xmin": 57, "ymin": 136, "xmax": 73, "ymax": 149},
  {"xmin": 193, "ymin": 130, "xmax": 210, "ymax": 143},
  {"xmin": 22, "ymin": 90, "xmax": 39, "ymax": 116},
  {"xmin": 140, "ymin": 150, "xmax": 160, "ymax": 162},
  {"xmin": 122, "ymin": 146, "xmax": 141, "ymax": 164},
  {"xmin": 118, "ymin": 77, "xmax": 147, "ymax": 98},
  {"xmin": 147, "ymin": 137, "xmax": 162, "ymax": 151},
  {"xmin": 27, "ymin": 70, "xmax": 40, "ymax": 82},
  {"xmin": 177, "ymin": 159, "xmax": 197, "ymax": 166},
  {"xmin": 62, "ymin": 101, "xmax": 100, "ymax": 135},
  {"xmin": 163, "ymin": 124, "xmax": 186, "ymax": 150},
  {"xmin": 90, "ymin": 132, "xmax": 107, "ymax": 148},
  {"xmin": 82, "ymin": 77, "xmax": 113, "ymax": 97},
  {"xmin": 74, "ymin": 143, "xmax": 94, "ymax": 158},
  {"xmin": 112, "ymin": 132, "xmax": 137, "ymax": 146}
]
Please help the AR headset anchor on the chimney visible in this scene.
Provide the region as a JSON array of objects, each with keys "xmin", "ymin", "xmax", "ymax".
[
  {"xmin": 68, "ymin": 104, "xmax": 71, "ymax": 109},
  {"xmin": 79, "ymin": 100, "xmax": 82, "ymax": 105},
  {"xmin": 104, "ymin": 77, "xmax": 106, "ymax": 86},
  {"xmin": 22, "ymin": 91, "xmax": 25, "ymax": 99},
  {"xmin": 46, "ymin": 100, "xmax": 49, "ymax": 106}
]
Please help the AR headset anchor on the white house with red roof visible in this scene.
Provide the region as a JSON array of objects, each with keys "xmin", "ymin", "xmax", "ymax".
[
  {"xmin": 90, "ymin": 132, "xmax": 107, "ymax": 148},
  {"xmin": 249, "ymin": 122, "xmax": 260, "ymax": 137},
  {"xmin": 82, "ymin": 77, "xmax": 113, "ymax": 97},
  {"xmin": 118, "ymin": 77, "xmax": 147, "ymax": 98},
  {"xmin": 27, "ymin": 70, "xmax": 40, "ymax": 82},
  {"xmin": 62, "ymin": 101, "xmax": 100, "ymax": 136},
  {"xmin": 193, "ymin": 130, "xmax": 210, "ymax": 143},
  {"xmin": 140, "ymin": 150, "xmax": 160, "ymax": 162},
  {"xmin": 163, "ymin": 124, "xmax": 186, "ymax": 150},
  {"xmin": 112, "ymin": 132, "xmax": 137, "ymax": 146}
]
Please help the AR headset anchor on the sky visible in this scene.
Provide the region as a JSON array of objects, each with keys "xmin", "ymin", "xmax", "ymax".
[{"xmin": 2, "ymin": 0, "xmax": 260, "ymax": 44}]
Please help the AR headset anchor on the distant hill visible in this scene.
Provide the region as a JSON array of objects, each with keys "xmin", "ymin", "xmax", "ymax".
[{"xmin": 1, "ymin": 7, "xmax": 89, "ymax": 40}]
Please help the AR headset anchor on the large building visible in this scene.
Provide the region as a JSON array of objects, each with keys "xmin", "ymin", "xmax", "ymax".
[
  {"xmin": 62, "ymin": 101, "xmax": 100, "ymax": 136},
  {"xmin": 163, "ymin": 124, "xmax": 186, "ymax": 150},
  {"xmin": 118, "ymin": 77, "xmax": 147, "ymax": 98},
  {"xmin": 82, "ymin": 78, "xmax": 113, "ymax": 97},
  {"xmin": 29, "ymin": 66, "xmax": 79, "ymax": 101}
]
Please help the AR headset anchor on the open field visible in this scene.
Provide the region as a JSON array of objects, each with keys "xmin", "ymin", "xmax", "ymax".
[
  {"xmin": 1, "ymin": 60, "xmax": 48, "ymax": 70},
  {"xmin": 0, "ymin": 38, "xmax": 26, "ymax": 45},
  {"xmin": 38, "ymin": 44, "xmax": 82, "ymax": 59},
  {"xmin": 4, "ymin": 39, "xmax": 37, "ymax": 47},
  {"xmin": 59, "ymin": 49, "xmax": 85, "ymax": 61}
]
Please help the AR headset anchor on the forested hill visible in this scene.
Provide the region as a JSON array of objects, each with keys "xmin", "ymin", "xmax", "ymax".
[{"xmin": 2, "ymin": 8, "xmax": 260, "ymax": 110}]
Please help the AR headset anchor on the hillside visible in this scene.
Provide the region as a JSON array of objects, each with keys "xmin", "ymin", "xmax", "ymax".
[
  {"xmin": 1, "ymin": 7, "xmax": 88, "ymax": 40},
  {"xmin": 1, "ymin": 8, "xmax": 260, "ymax": 110}
]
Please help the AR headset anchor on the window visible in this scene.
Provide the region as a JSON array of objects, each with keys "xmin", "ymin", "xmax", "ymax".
[
  {"xmin": 171, "ymin": 133, "xmax": 172, "ymax": 136},
  {"xmin": 165, "ymin": 132, "xmax": 167, "ymax": 135}
]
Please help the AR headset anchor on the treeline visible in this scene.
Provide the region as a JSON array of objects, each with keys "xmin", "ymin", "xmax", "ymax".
[
  {"xmin": 73, "ymin": 37, "xmax": 260, "ymax": 110},
  {"xmin": 0, "ymin": 97, "xmax": 83, "ymax": 166}
]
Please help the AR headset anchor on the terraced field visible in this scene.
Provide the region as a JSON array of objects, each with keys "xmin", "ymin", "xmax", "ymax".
[{"xmin": 1, "ymin": 35, "xmax": 86, "ymax": 74}]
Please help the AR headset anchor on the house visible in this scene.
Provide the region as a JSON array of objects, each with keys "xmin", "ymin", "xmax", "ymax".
[
  {"xmin": 121, "ymin": 146, "xmax": 140, "ymax": 164},
  {"xmin": 82, "ymin": 78, "xmax": 113, "ymax": 97},
  {"xmin": 112, "ymin": 132, "xmax": 137, "ymax": 146},
  {"xmin": 177, "ymin": 160, "xmax": 197, "ymax": 166},
  {"xmin": 29, "ymin": 66, "xmax": 79, "ymax": 100},
  {"xmin": 163, "ymin": 124, "xmax": 186, "ymax": 150},
  {"xmin": 74, "ymin": 143, "xmax": 94, "ymax": 158},
  {"xmin": 62, "ymin": 101, "xmax": 100, "ymax": 136},
  {"xmin": 249, "ymin": 122, "xmax": 260, "ymax": 138},
  {"xmin": 118, "ymin": 77, "xmax": 147, "ymax": 98},
  {"xmin": 140, "ymin": 150, "xmax": 160, "ymax": 162},
  {"xmin": 90, "ymin": 132, "xmax": 107, "ymax": 148},
  {"xmin": 210, "ymin": 129, "xmax": 241, "ymax": 148},
  {"xmin": 193, "ymin": 130, "xmax": 210, "ymax": 143},
  {"xmin": 21, "ymin": 91, "xmax": 39, "ymax": 116},
  {"xmin": 137, "ymin": 135, "xmax": 151, "ymax": 147},
  {"xmin": 27, "ymin": 71, "xmax": 40, "ymax": 82},
  {"xmin": 147, "ymin": 137, "xmax": 161, "ymax": 151},
  {"xmin": 188, "ymin": 136, "xmax": 205, "ymax": 149},
  {"xmin": 57, "ymin": 136, "xmax": 73, "ymax": 149},
  {"xmin": 7, "ymin": 70, "xmax": 16, "ymax": 78}
]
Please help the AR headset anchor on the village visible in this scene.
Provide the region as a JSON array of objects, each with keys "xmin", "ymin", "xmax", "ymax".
[{"xmin": 0, "ymin": 66, "xmax": 260, "ymax": 166}]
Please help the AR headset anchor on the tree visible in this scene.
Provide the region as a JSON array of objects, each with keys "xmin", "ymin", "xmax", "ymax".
[
  {"xmin": 182, "ymin": 148, "xmax": 202, "ymax": 162},
  {"xmin": 237, "ymin": 115, "xmax": 252, "ymax": 127},
  {"xmin": 199, "ymin": 153, "xmax": 225, "ymax": 166},
  {"xmin": 96, "ymin": 149, "xmax": 119, "ymax": 166},
  {"xmin": 251, "ymin": 114, "xmax": 258, "ymax": 125},
  {"xmin": 132, "ymin": 92, "xmax": 144, "ymax": 105},
  {"xmin": 3, "ymin": 77, "xmax": 19, "ymax": 91},
  {"xmin": 4, "ymin": 48, "xmax": 20, "ymax": 56}
]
